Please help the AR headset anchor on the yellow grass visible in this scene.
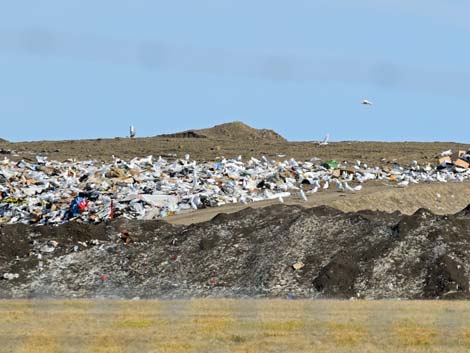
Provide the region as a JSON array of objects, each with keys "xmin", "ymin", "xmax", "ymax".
[{"xmin": 2, "ymin": 299, "xmax": 470, "ymax": 353}]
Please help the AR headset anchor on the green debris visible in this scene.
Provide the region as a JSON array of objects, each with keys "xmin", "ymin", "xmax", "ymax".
[{"xmin": 322, "ymin": 160, "xmax": 339, "ymax": 169}]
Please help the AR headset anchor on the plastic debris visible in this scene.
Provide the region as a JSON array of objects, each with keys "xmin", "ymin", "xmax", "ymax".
[
  {"xmin": 322, "ymin": 160, "xmax": 339, "ymax": 169},
  {"xmin": 2, "ymin": 273, "xmax": 19, "ymax": 280},
  {"xmin": 120, "ymin": 230, "xmax": 132, "ymax": 245},
  {"xmin": 0, "ymin": 150, "xmax": 469, "ymax": 225},
  {"xmin": 292, "ymin": 262, "xmax": 305, "ymax": 270}
]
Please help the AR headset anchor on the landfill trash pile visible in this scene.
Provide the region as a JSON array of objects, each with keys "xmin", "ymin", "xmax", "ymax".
[
  {"xmin": 1, "ymin": 148, "xmax": 470, "ymax": 225},
  {"xmin": 2, "ymin": 204, "xmax": 470, "ymax": 299},
  {"xmin": 0, "ymin": 149, "xmax": 15, "ymax": 155}
]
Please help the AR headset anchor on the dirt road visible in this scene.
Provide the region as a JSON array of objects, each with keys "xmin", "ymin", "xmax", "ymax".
[{"xmin": 166, "ymin": 181, "xmax": 470, "ymax": 225}]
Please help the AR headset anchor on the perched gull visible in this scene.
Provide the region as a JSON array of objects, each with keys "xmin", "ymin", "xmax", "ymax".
[
  {"xmin": 344, "ymin": 182, "xmax": 362, "ymax": 192},
  {"xmin": 307, "ymin": 186, "xmax": 319, "ymax": 194},
  {"xmin": 436, "ymin": 172, "xmax": 448, "ymax": 183},
  {"xmin": 440, "ymin": 149, "xmax": 452, "ymax": 157},
  {"xmin": 397, "ymin": 180, "xmax": 409, "ymax": 188},
  {"xmin": 362, "ymin": 99, "xmax": 373, "ymax": 106},
  {"xmin": 319, "ymin": 133, "xmax": 330, "ymax": 146},
  {"xmin": 130, "ymin": 125, "xmax": 136, "ymax": 138},
  {"xmin": 335, "ymin": 179, "xmax": 344, "ymax": 191},
  {"xmin": 299, "ymin": 189, "xmax": 307, "ymax": 201}
]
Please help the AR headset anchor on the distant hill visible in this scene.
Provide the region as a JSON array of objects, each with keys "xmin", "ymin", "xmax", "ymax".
[
  {"xmin": 159, "ymin": 121, "xmax": 287, "ymax": 142},
  {"xmin": 0, "ymin": 138, "xmax": 8, "ymax": 143}
]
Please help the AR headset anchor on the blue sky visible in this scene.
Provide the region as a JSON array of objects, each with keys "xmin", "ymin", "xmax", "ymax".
[{"xmin": 1, "ymin": 1, "xmax": 470, "ymax": 142}]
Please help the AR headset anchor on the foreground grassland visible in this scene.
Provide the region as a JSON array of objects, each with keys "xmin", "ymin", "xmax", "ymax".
[{"xmin": 1, "ymin": 299, "xmax": 470, "ymax": 353}]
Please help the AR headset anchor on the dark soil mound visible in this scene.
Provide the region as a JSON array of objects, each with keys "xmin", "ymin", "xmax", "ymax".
[
  {"xmin": 160, "ymin": 121, "xmax": 287, "ymax": 142},
  {"xmin": 2, "ymin": 204, "xmax": 470, "ymax": 299},
  {"xmin": 159, "ymin": 131, "xmax": 208, "ymax": 139}
]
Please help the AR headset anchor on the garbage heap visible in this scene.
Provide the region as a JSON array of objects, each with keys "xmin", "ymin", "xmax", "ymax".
[{"xmin": 0, "ymin": 151, "xmax": 469, "ymax": 225}]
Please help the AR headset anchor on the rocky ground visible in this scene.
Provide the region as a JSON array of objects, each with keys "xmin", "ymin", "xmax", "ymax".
[{"xmin": 2, "ymin": 204, "xmax": 470, "ymax": 299}]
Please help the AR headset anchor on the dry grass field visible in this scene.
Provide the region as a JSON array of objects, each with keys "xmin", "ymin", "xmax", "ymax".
[{"xmin": 1, "ymin": 299, "xmax": 470, "ymax": 353}]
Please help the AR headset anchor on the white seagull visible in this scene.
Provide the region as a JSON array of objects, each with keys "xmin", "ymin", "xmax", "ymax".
[
  {"xmin": 307, "ymin": 186, "xmax": 319, "ymax": 194},
  {"xmin": 397, "ymin": 180, "xmax": 409, "ymax": 188},
  {"xmin": 344, "ymin": 182, "xmax": 362, "ymax": 192},
  {"xmin": 319, "ymin": 133, "xmax": 330, "ymax": 146},
  {"xmin": 130, "ymin": 125, "xmax": 136, "ymax": 138},
  {"xmin": 440, "ymin": 149, "xmax": 452, "ymax": 157},
  {"xmin": 362, "ymin": 99, "xmax": 373, "ymax": 106},
  {"xmin": 335, "ymin": 179, "xmax": 344, "ymax": 191}
]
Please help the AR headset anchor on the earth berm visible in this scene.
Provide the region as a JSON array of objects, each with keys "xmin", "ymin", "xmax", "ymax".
[{"xmin": 2, "ymin": 203, "xmax": 470, "ymax": 300}]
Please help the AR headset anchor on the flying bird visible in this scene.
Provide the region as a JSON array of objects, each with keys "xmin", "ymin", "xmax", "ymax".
[
  {"xmin": 362, "ymin": 99, "xmax": 373, "ymax": 106},
  {"xmin": 130, "ymin": 125, "xmax": 136, "ymax": 138}
]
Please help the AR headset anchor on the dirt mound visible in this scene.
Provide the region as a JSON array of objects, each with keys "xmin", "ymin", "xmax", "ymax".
[
  {"xmin": 159, "ymin": 130, "xmax": 208, "ymax": 139},
  {"xmin": 160, "ymin": 121, "xmax": 287, "ymax": 142},
  {"xmin": 2, "ymin": 205, "xmax": 470, "ymax": 299}
]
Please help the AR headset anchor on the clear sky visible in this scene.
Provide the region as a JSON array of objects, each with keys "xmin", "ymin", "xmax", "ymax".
[{"xmin": 1, "ymin": 1, "xmax": 469, "ymax": 142}]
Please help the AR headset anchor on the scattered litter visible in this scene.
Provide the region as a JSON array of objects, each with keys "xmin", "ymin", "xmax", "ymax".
[
  {"xmin": 0, "ymin": 149, "xmax": 469, "ymax": 225},
  {"xmin": 2, "ymin": 273, "xmax": 19, "ymax": 280},
  {"xmin": 0, "ymin": 149, "xmax": 15, "ymax": 155},
  {"xmin": 292, "ymin": 262, "xmax": 305, "ymax": 270},
  {"xmin": 120, "ymin": 230, "xmax": 132, "ymax": 245},
  {"xmin": 322, "ymin": 160, "xmax": 339, "ymax": 169}
]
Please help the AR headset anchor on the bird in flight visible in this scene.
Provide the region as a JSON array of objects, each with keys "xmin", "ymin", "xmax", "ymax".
[{"xmin": 362, "ymin": 99, "xmax": 373, "ymax": 106}]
